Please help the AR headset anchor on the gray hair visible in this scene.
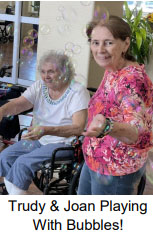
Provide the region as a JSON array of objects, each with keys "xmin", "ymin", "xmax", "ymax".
[{"xmin": 38, "ymin": 50, "xmax": 75, "ymax": 83}]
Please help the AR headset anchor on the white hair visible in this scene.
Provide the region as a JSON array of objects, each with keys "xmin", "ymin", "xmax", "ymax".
[{"xmin": 38, "ymin": 50, "xmax": 75, "ymax": 83}]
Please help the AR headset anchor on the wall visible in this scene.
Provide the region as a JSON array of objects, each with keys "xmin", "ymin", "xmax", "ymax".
[
  {"xmin": 37, "ymin": 1, "xmax": 141, "ymax": 87},
  {"xmin": 37, "ymin": 1, "xmax": 124, "ymax": 87},
  {"xmin": 87, "ymin": 1, "xmax": 124, "ymax": 88},
  {"xmin": 36, "ymin": 1, "xmax": 94, "ymax": 87}
]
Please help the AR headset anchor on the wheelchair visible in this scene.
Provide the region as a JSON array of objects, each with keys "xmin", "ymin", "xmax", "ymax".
[
  {"xmin": 0, "ymin": 5, "xmax": 14, "ymax": 44},
  {"xmin": 0, "ymin": 65, "xmax": 27, "ymax": 142},
  {"xmin": 32, "ymin": 136, "xmax": 84, "ymax": 195},
  {"xmin": 0, "ymin": 128, "xmax": 84, "ymax": 195}
]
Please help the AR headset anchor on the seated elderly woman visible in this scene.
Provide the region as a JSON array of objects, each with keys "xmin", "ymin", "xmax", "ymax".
[{"xmin": 0, "ymin": 50, "xmax": 90, "ymax": 195}]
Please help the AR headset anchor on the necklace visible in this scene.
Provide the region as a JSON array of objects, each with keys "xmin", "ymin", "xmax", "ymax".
[{"xmin": 42, "ymin": 84, "xmax": 71, "ymax": 105}]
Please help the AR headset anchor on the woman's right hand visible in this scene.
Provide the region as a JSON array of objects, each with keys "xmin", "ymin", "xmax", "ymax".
[
  {"xmin": 82, "ymin": 114, "xmax": 106, "ymax": 137},
  {"xmin": 21, "ymin": 126, "xmax": 45, "ymax": 140}
]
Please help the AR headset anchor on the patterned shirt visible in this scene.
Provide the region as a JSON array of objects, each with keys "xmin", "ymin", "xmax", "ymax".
[{"xmin": 83, "ymin": 65, "xmax": 153, "ymax": 176}]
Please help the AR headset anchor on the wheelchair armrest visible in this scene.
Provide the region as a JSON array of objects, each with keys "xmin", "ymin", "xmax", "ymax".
[
  {"xmin": 47, "ymin": 147, "xmax": 75, "ymax": 179},
  {"xmin": 52, "ymin": 147, "xmax": 75, "ymax": 163}
]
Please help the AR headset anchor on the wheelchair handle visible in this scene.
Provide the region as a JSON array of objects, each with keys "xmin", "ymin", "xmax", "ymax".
[{"xmin": 0, "ymin": 65, "xmax": 13, "ymax": 78}]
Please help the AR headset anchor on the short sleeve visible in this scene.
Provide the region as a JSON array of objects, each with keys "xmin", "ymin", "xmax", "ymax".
[
  {"xmin": 68, "ymin": 84, "xmax": 90, "ymax": 116},
  {"xmin": 119, "ymin": 70, "xmax": 153, "ymax": 149},
  {"xmin": 22, "ymin": 80, "xmax": 41, "ymax": 104}
]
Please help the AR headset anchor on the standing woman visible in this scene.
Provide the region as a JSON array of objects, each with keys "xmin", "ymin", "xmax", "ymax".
[{"xmin": 78, "ymin": 15, "xmax": 153, "ymax": 195}]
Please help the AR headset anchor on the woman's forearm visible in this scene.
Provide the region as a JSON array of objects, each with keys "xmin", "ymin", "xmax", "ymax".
[
  {"xmin": 83, "ymin": 114, "xmax": 139, "ymax": 144},
  {"xmin": 0, "ymin": 99, "xmax": 21, "ymax": 117},
  {"xmin": 44, "ymin": 124, "xmax": 84, "ymax": 138},
  {"xmin": 0, "ymin": 96, "xmax": 33, "ymax": 118},
  {"xmin": 109, "ymin": 122, "xmax": 138, "ymax": 144}
]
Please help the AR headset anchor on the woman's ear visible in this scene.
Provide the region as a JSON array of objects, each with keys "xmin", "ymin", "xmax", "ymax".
[{"xmin": 124, "ymin": 37, "xmax": 130, "ymax": 52}]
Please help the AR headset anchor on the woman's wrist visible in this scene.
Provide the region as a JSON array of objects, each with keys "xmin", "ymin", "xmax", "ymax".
[{"xmin": 97, "ymin": 118, "xmax": 114, "ymax": 138}]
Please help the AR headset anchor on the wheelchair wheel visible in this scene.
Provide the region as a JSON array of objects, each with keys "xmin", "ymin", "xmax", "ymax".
[
  {"xmin": 33, "ymin": 170, "xmax": 48, "ymax": 192},
  {"xmin": 33, "ymin": 162, "xmax": 75, "ymax": 195},
  {"xmin": 68, "ymin": 162, "xmax": 84, "ymax": 195},
  {"xmin": 8, "ymin": 36, "xmax": 14, "ymax": 42},
  {"xmin": 1, "ymin": 36, "xmax": 8, "ymax": 44}
]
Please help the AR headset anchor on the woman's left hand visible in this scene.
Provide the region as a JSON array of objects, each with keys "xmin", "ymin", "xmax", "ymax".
[
  {"xmin": 82, "ymin": 114, "xmax": 106, "ymax": 137},
  {"xmin": 21, "ymin": 126, "xmax": 45, "ymax": 140}
]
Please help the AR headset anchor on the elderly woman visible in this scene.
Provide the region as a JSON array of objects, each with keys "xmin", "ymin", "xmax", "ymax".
[
  {"xmin": 0, "ymin": 50, "xmax": 90, "ymax": 194},
  {"xmin": 78, "ymin": 15, "xmax": 153, "ymax": 195}
]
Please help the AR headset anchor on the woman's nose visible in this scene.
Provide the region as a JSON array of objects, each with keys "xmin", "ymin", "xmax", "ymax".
[
  {"xmin": 98, "ymin": 43, "xmax": 106, "ymax": 52},
  {"xmin": 44, "ymin": 72, "xmax": 49, "ymax": 78}
]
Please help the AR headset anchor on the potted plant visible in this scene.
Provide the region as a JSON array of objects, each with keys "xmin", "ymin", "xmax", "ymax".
[{"xmin": 123, "ymin": 1, "xmax": 153, "ymax": 64}]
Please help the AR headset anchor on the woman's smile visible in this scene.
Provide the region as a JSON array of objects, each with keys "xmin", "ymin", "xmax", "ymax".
[
  {"xmin": 90, "ymin": 26, "xmax": 130, "ymax": 71},
  {"xmin": 96, "ymin": 54, "xmax": 111, "ymax": 60}
]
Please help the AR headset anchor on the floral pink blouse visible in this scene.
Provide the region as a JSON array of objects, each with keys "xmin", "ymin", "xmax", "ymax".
[{"xmin": 83, "ymin": 65, "xmax": 153, "ymax": 176}]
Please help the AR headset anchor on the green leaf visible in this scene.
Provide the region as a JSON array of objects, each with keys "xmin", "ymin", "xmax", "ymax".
[
  {"xmin": 134, "ymin": 9, "xmax": 142, "ymax": 27},
  {"xmin": 139, "ymin": 28, "xmax": 146, "ymax": 41},
  {"xmin": 136, "ymin": 32, "xmax": 142, "ymax": 49},
  {"xmin": 124, "ymin": 1, "xmax": 132, "ymax": 20},
  {"xmin": 123, "ymin": 2, "xmax": 153, "ymax": 64}
]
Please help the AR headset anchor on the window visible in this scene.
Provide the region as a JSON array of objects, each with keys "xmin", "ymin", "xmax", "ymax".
[
  {"xmin": 126, "ymin": 1, "xmax": 136, "ymax": 10},
  {"xmin": 142, "ymin": 1, "xmax": 153, "ymax": 12},
  {"xmin": 31, "ymin": 1, "xmax": 40, "ymax": 15},
  {"xmin": 0, "ymin": 1, "xmax": 39, "ymax": 86},
  {"xmin": 126, "ymin": 1, "xmax": 153, "ymax": 16}
]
